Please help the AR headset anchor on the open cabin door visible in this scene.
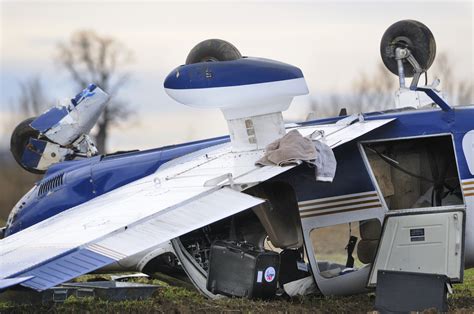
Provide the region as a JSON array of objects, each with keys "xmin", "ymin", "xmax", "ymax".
[
  {"xmin": 368, "ymin": 208, "xmax": 464, "ymax": 286},
  {"xmin": 360, "ymin": 134, "xmax": 466, "ymax": 286}
]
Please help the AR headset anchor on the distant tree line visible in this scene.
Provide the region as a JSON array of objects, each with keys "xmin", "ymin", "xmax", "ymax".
[{"xmin": 308, "ymin": 53, "xmax": 473, "ymax": 119}]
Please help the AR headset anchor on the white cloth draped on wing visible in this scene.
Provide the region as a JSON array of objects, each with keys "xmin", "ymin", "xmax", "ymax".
[{"xmin": 256, "ymin": 130, "xmax": 337, "ymax": 182}]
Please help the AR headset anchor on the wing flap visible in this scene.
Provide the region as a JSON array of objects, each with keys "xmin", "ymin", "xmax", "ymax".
[
  {"xmin": 1, "ymin": 188, "xmax": 264, "ymax": 291},
  {"xmin": 87, "ymin": 187, "xmax": 264, "ymax": 259},
  {"xmin": 19, "ymin": 248, "xmax": 116, "ymax": 290}
]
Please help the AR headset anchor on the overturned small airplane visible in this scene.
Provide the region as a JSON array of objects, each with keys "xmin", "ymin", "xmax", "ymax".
[{"xmin": 1, "ymin": 20, "xmax": 473, "ymax": 303}]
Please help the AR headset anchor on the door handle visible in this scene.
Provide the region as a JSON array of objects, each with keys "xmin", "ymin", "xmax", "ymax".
[{"xmin": 453, "ymin": 213, "xmax": 461, "ymax": 256}]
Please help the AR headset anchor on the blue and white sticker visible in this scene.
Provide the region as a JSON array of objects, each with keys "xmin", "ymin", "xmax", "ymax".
[{"xmin": 264, "ymin": 267, "xmax": 276, "ymax": 283}]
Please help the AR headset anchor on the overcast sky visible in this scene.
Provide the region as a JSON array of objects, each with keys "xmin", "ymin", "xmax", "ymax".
[{"xmin": 1, "ymin": 0, "xmax": 472, "ymax": 151}]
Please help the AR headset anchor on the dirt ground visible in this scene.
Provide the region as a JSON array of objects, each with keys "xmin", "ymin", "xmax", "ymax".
[{"xmin": 1, "ymin": 269, "xmax": 473, "ymax": 313}]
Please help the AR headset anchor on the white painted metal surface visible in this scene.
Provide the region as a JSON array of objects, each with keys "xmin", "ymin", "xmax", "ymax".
[
  {"xmin": 227, "ymin": 112, "xmax": 286, "ymax": 152},
  {"xmin": 300, "ymin": 191, "xmax": 385, "ymax": 296},
  {"xmin": 0, "ymin": 117, "xmax": 395, "ymax": 289},
  {"xmin": 166, "ymin": 76, "xmax": 308, "ymax": 152},
  {"xmin": 89, "ymin": 188, "xmax": 264, "ymax": 258},
  {"xmin": 45, "ymin": 87, "xmax": 109, "ymax": 146},
  {"xmin": 0, "ymin": 186, "xmax": 263, "ymax": 282},
  {"xmin": 299, "ymin": 191, "xmax": 382, "ymax": 219},
  {"xmin": 235, "ymin": 119, "xmax": 395, "ymax": 184},
  {"xmin": 36, "ymin": 141, "xmax": 72, "ymax": 170},
  {"xmin": 462, "ymin": 130, "xmax": 474, "ymax": 175},
  {"xmin": 293, "ymin": 118, "xmax": 396, "ymax": 148},
  {"xmin": 368, "ymin": 209, "xmax": 464, "ymax": 286},
  {"xmin": 395, "ymin": 88, "xmax": 441, "ymax": 109},
  {"xmin": 165, "ymin": 78, "xmax": 308, "ymax": 120}
]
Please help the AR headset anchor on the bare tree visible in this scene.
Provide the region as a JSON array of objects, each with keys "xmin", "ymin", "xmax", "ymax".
[
  {"xmin": 2, "ymin": 75, "xmax": 50, "ymax": 138},
  {"xmin": 432, "ymin": 52, "xmax": 473, "ymax": 105},
  {"xmin": 17, "ymin": 76, "xmax": 49, "ymax": 117},
  {"xmin": 350, "ymin": 63, "xmax": 397, "ymax": 112},
  {"xmin": 458, "ymin": 81, "xmax": 474, "ymax": 105},
  {"xmin": 308, "ymin": 63, "xmax": 397, "ymax": 119},
  {"xmin": 57, "ymin": 30, "xmax": 133, "ymax": 153},
  {"xmin": 308, "ymin": 93, "xmax": 349, "ymax": 120}
]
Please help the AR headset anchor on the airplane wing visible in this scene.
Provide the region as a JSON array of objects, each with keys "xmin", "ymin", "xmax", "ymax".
[{"xmin": 0, "ymin": 118, "xmax": 395, "ymax": 291}]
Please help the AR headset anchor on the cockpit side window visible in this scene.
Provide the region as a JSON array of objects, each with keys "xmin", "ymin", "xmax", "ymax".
[
  {"xmin": 310, "ymin": 219, "xmax": 381, "ymax": 278},
  {"xmin": 362, "ymin": 135, "xmax": 464, "ymax": 210}
]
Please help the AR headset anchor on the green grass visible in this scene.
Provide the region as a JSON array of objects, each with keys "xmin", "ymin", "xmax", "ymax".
[{"xmin": 1, "ymin": 270, "xmax": 473, "ymax": 313}]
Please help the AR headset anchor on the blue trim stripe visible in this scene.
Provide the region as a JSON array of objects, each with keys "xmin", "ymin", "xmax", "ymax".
[
  {"xmin": 17, "ymin": 248, "xmax": 115, "ymax": 291},
  {"xmin": 164, "ymin": 57, "xmax": 304, "ymax": 90},
  {"xmin": 30, "ymin": 106, "xmax": 69, "ymax": 132}
]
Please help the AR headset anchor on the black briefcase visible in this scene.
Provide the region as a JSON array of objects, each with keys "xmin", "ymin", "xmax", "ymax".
[{"xmin": 206, "ymin": 240, "xmax": 280, "ymax": 299}]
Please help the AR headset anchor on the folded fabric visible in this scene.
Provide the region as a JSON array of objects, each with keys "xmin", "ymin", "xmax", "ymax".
[
  {"xmin": 312, "ymin": 140, "xmax": 337, "ymax": 182},
  {"xmin": 283, "ymin": 276, "xmax": 318, "ymax": 297},
  {"xmin": 256, "ymin": 129, "xmax": 337, "ymax": 182},
  {"xmin": 256, "ymin": 130, "xmax": 316, "ymax": 166}
]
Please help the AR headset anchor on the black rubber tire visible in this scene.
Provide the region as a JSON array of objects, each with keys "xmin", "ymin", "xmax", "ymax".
[
  {"xmin": 10, "ymin": 117, "xmax": 45, "ymax": 174},
  {"xmin": 185, "ymin": 39, "xmax": 242, "ymax": 64},
  {"xmin": 380, "ymin": 20, "xmax": 436, "ymax": 77}
]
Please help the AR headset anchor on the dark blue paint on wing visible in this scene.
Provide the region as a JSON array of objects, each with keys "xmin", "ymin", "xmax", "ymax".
[
  {"xmin": 164, "ymin": 57, "xmax": 304, "ymax": 90},
  {"xmin": 30, "ymin": 106, "xmax": 69, "ymax": 132}
]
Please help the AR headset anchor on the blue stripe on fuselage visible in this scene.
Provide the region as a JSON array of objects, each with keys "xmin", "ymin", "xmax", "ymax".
[{"xmin": 5, "ymin": 136, "xmax": 229, "ymax": 236}]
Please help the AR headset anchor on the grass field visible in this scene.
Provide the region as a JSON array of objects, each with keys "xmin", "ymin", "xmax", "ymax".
[{"xmin": 1, "ymin": 269, "xmax": 472, "ymax": 313}]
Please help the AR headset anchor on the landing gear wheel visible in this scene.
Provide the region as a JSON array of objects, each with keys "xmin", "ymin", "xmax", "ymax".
[
  {"xmin": 10, "ymin": 117, "xmax": 45, "ymax": 174},
  {"xmin": 380, "ymin": 20, "xmax": 436, "ymax": 77},
  {"xmin": 185, "ymin": 39, "xmax": 242, "ymax": 64}
]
